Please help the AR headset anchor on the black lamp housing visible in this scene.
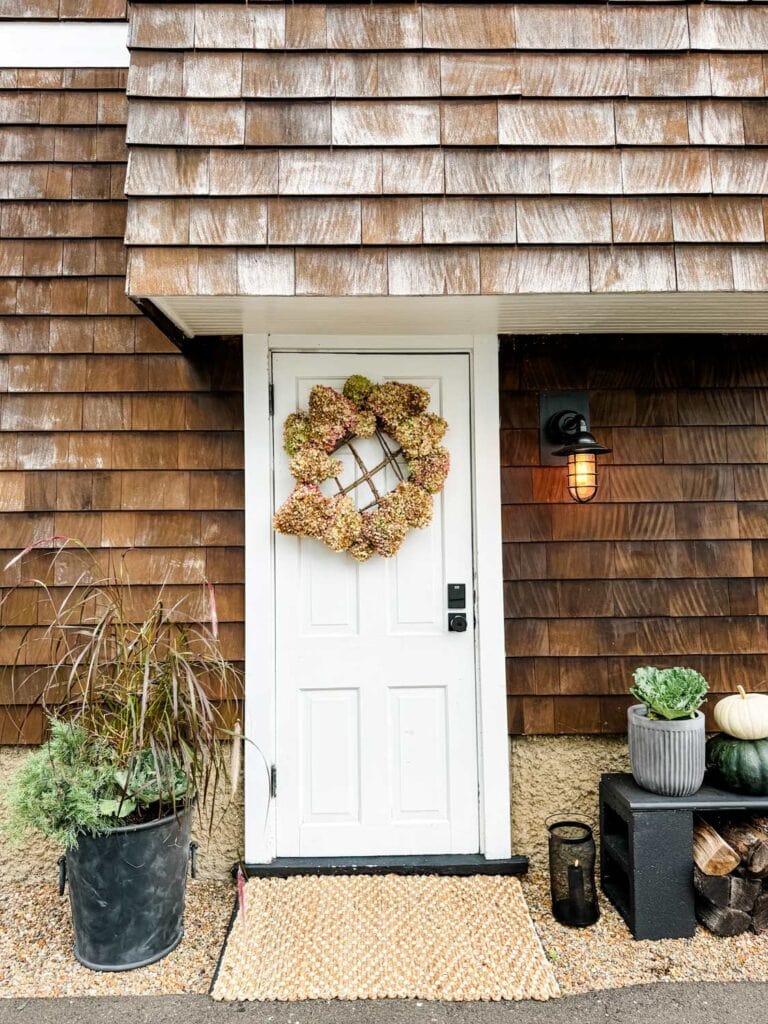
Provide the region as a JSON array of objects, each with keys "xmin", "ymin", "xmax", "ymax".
[
  {"xmin": 539, "ymin": 393, "xmax": 612, "ymax": 504},
  {"xmin": 548, "ymin": 411, "xmax": 611, "ymax": 459}
]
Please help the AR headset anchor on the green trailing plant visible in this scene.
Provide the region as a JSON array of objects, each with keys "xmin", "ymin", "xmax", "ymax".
[
  {"xmin": 630, "ymin": 666, "xmax": 709, "ymax": 721},
  {"xmin": 3, "ymin": 539, "xmax": 243, "ymax": 847}
]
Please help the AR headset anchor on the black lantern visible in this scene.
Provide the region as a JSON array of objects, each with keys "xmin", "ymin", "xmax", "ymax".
[
  {"xmin": 548, "ymin": 411, "xmax": 611, "ymax": 503},
  {"xmin": 539, "ymin": 395, "xmax": 611, "ymax": 503},
  {"xmin": 547, "ymin": 818, "xmax": 600, "ymax": 928}
]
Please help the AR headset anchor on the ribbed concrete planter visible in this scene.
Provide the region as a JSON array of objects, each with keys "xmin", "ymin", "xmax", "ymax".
[{"xmin": 628, "ymin": 705, "xmax": 705, "ymax": 797}]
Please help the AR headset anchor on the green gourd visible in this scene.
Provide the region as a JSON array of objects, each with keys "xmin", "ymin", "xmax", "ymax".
[{"xmin": 706, "ymin": 734, "xmax": 768, "ymax": 796}]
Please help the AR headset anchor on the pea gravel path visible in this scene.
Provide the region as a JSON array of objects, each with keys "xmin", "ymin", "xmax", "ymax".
[
  {"xmin": 0, "ymin": 882, "xmax": 234, "ymax": 998},
  {"xmin": 3, "ymin": 873, "xmax": 768, "ymax": 1000},
  {"xmin": 524, "ymin": 871, "xmax": 768, "ymax": 994}
]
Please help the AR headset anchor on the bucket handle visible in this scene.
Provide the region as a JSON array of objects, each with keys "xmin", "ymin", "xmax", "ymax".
[
  {"xmin": 189, "ymin": 841, "xmax": 198, "ymax": 879},
  {"xmin": 57, "ymin": 854, "xmax": 67, "ymax": 896}
]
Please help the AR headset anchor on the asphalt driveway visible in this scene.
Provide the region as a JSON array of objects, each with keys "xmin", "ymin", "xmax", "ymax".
[{"xmin": 2, "ymin": 982, "xmax": 767, "ymax": 1024}]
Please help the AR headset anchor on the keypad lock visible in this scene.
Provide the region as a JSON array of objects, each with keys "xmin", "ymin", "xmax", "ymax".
[{"xmin": 447, "ymin": 583, "xmax": 468, "ymax": 632}]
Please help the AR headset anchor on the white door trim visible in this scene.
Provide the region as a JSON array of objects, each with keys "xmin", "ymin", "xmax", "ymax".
[{"xmin": 243, "ymin": 333, "xmax": 511, "ymax": 862}]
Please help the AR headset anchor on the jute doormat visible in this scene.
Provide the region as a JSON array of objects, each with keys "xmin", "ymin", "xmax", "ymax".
[{"xmin": 211, "ymin": 874, "xmax": 560, "ymax": 1002}]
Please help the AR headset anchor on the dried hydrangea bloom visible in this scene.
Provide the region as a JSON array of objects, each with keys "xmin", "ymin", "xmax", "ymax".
[
  {"xmin": 352, "ymin": 409, "xmax": 377, "ymax": 438},
  {"xmin": 283, "ymin": 412, "xmax": 312, "ymax": 456},
  {"xmin": 308, "ymin": 385, "xmax": 357, "ymax": 451},
  {"xmin": 348, "ymin": 537, "xmax": 376, "ymax": 562},
  {"xmin": 343, "ymin": 374, "xmax": 374, "ymax": 406},
  {"xmin": 391, "ymin": 481, "xmax": 433, "ymax": 529},
  {"xmin": 365, "ymin": 381, "xmax": 430, "ymax": 430},
  {"xmin": 361, "ymin": 505, "xmax": 409, "ymax": 558},
  {"xmin": 409, "ymin": 446, "xmax": 451, "ymax": 494},
  {"xmin": 395, "ymin": 413, "xmax": 448, "ymax": 458},
  {"xmin": 273, "ymin": 484, "xmax": 332, "ymax": 539},
  {"xmin": 289, "ymin": 446, "xmax": 343, "ymax": 485},
  {"xmin": 323, "ymin": 496, "xmax": 363, "ymax": 552}
]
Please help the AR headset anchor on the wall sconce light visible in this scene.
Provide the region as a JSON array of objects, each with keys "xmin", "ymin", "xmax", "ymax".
[{"xmin": 539, "ymin": 392, "xmax": 611, "ymax": 504}]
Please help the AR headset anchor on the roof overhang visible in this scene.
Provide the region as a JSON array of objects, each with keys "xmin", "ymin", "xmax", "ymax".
[{"xmin": 147, "ymin": 292, "xmax": 768, "ymax": 340}]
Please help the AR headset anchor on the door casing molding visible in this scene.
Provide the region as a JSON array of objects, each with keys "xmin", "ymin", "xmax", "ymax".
[{"xmin": 243, "ymin": 333, "xmax": 511, "ymax": 862}]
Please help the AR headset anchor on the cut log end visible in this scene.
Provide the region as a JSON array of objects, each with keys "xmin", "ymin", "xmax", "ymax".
[
  {"xmin": 694, "ymin": 866, "xmax": 761, "ymax": 913},
  {"xmin": 693, "ymin": 816, "xmax": 740, "ymax": 876},
  {"xmin": 718, "ymin": 820, "xmax": 768, "ymax": 878},
  {"xmin": 696, "ymin": 897, "xmax": 753, "ymax": 937},
  {"xmin": 694, "ymin": 815, "xmax": 768, "ymax": 937}
]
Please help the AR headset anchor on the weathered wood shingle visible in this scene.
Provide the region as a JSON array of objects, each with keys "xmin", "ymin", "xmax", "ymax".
[
  {"xmin": 123, "ymin": 2, "xmax": 768, "ymax": 297},
  {"xmin": 0, "ymin": 1, "xmax": 126, "ymax": 17},
  {"xmin": 0, "ymin": 59, "xmax": 244, "ymax": 741},
  {"xmin": 502, "ymin": 336, "xmax": 768, "ymax": 734}
]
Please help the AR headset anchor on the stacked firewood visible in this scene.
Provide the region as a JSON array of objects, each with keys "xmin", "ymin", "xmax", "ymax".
[{"xmin": 693, "ymin": 816, "xmax": 768, "ymax": 935}]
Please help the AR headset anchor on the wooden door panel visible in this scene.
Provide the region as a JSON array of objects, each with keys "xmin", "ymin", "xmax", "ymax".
[{"xmin": 273, "ymin": 351, "xmax": 478, "ymax": 856}]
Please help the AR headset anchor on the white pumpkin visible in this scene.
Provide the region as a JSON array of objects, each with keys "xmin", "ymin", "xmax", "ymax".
[{"xmin": 714, "ymin": 686, "xmax": 768, "ymax": 740}]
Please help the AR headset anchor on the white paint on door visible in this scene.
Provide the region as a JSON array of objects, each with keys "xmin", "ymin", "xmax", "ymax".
[{"xmin": 272, "ymin": 352, "xmax": 479, "ymax": 857}]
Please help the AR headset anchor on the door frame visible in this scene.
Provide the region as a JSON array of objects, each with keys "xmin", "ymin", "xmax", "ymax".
[{"xmin": 243, "ymin": 333, "xmax": 510, "ymax": 863}]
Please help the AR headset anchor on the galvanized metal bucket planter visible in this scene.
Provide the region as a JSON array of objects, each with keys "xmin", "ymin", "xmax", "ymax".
[
  {"xmin": 60, "ymin": 806, "xmax": 195, "ymax": 972},
  {"xmin": 628, "ymin": 704, "xmax": 705, "ymax": 798}
]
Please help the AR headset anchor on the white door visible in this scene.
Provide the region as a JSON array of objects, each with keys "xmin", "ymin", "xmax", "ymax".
[{"xmin": 272, "ymin": 352, "xmax": 479, "ymax": 857}]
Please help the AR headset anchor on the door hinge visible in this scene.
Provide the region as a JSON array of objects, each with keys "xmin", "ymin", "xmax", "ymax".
[
  {"xmin": 268, "ymin": 382, "xmax": 274, "ymax": 416},
  {"xmin": 270, "ymin": 764, "xmax": 277, "ymax": 799}
]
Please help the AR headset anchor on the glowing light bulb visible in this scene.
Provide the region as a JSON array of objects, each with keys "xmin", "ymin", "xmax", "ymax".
[{"xmin": 567, "ymin": 451, "xmax": 598, "ymax": 503}]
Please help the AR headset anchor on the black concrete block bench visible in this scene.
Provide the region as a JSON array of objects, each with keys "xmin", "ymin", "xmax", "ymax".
[{"xmin": 600, "ymin": 772, "xmax": 768, "ymax": 940}]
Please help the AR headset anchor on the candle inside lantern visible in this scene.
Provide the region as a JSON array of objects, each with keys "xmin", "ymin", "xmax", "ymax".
[{"xmin": 568, "ymin": 859, "xmax": 586, "ymax": 904}]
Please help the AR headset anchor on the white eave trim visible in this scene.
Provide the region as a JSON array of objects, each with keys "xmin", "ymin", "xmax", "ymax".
[
  {"xmin": 0, "ymin": 21, "xmax": 128, "ymax": 68},
  {"xmin": 149, "ymin": 292, "xmax": 768, "ymax": 340}
]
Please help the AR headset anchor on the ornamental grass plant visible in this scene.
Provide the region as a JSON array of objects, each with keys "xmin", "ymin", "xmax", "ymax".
[{"xmin": 4, "ymin": 539, "xmax": 242, "ymax": 849}]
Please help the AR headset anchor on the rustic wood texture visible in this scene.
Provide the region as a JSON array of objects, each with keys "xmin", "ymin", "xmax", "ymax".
[
  {"xmin": 693, "ymin": 818, "xmax": 768, "ymax": 936},
  {"xmin": 719, "ymin": 820, "xmax": 768, "ymax": 877},
  {"xmin": 693, "ymin": 817, "xmax": 740, "ymax": 876},
  {"xmin": 123, "ymin": 1, "xmax": 768, "ymax": 298},
  {"xmin": 502, "ymin": 335, "xmax": 768, "ymax": 735},
  {"xmin": 0, "ymin": 1, "xmax": 126, "ymax": 17},
  {"xmin": 0, "ymin": 67, "xmax": 244, "ymax": 743}
]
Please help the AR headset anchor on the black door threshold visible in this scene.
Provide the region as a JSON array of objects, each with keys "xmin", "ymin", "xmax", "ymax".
[{"xmin": 240, "ymin": 853, "xmax": 529, "ymax": 878}]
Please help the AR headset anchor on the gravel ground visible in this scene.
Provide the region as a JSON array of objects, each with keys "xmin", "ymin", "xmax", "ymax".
[
  {"xmin": 0, "ymin": 882, "xmax": 234, "ymax": 998},
  {"xmin": 522, "ymin": 871, "xmax": 768, "ymax": 995},
  {"xmin": 3, "ymin": 874, "xmax": 768, "ymax": 1000}
]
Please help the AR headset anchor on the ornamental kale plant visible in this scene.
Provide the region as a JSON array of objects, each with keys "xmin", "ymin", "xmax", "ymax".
[{"xmin": 630, "ymin": 666, "xmax": 709, "ymax": 721}]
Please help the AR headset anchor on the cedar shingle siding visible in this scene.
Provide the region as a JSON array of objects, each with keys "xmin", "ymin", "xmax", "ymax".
[
  {"xmin": 0, "ymin": 63, "xmax": 244, "ymax": 743},
  {"xmin": 0, "ymin": 1, "xmax": 127, "ymax": 17},
  {"xmin": 4, "ymin": 3, "xmax": 768, "ymax": 740},
  {"xmin": 502, "ymin": 335, "xmax": 768, "ymax": 735},
  {"xmin": 124, "ymin": 2, "xmax": 768, "ymax": 299}
]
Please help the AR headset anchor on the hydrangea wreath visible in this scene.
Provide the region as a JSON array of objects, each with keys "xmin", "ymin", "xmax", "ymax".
[{"xmin": 273, "ymin": 376, "xmax": 450, "ymax": 562}]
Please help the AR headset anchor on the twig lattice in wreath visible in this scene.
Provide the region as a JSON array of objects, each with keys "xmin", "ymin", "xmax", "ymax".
[
  {"xmin": 332, "ymin": 429, "xmax": 407, "ymax": 511},
  {"xmin": 273, "ymin": 376, "xmax": 451, "ymax": 562}
]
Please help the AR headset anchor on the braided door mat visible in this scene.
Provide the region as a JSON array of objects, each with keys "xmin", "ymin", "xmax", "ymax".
[{"xmin": 211, "ymin": 874, "xmax": 560, "ymax": 1002}]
